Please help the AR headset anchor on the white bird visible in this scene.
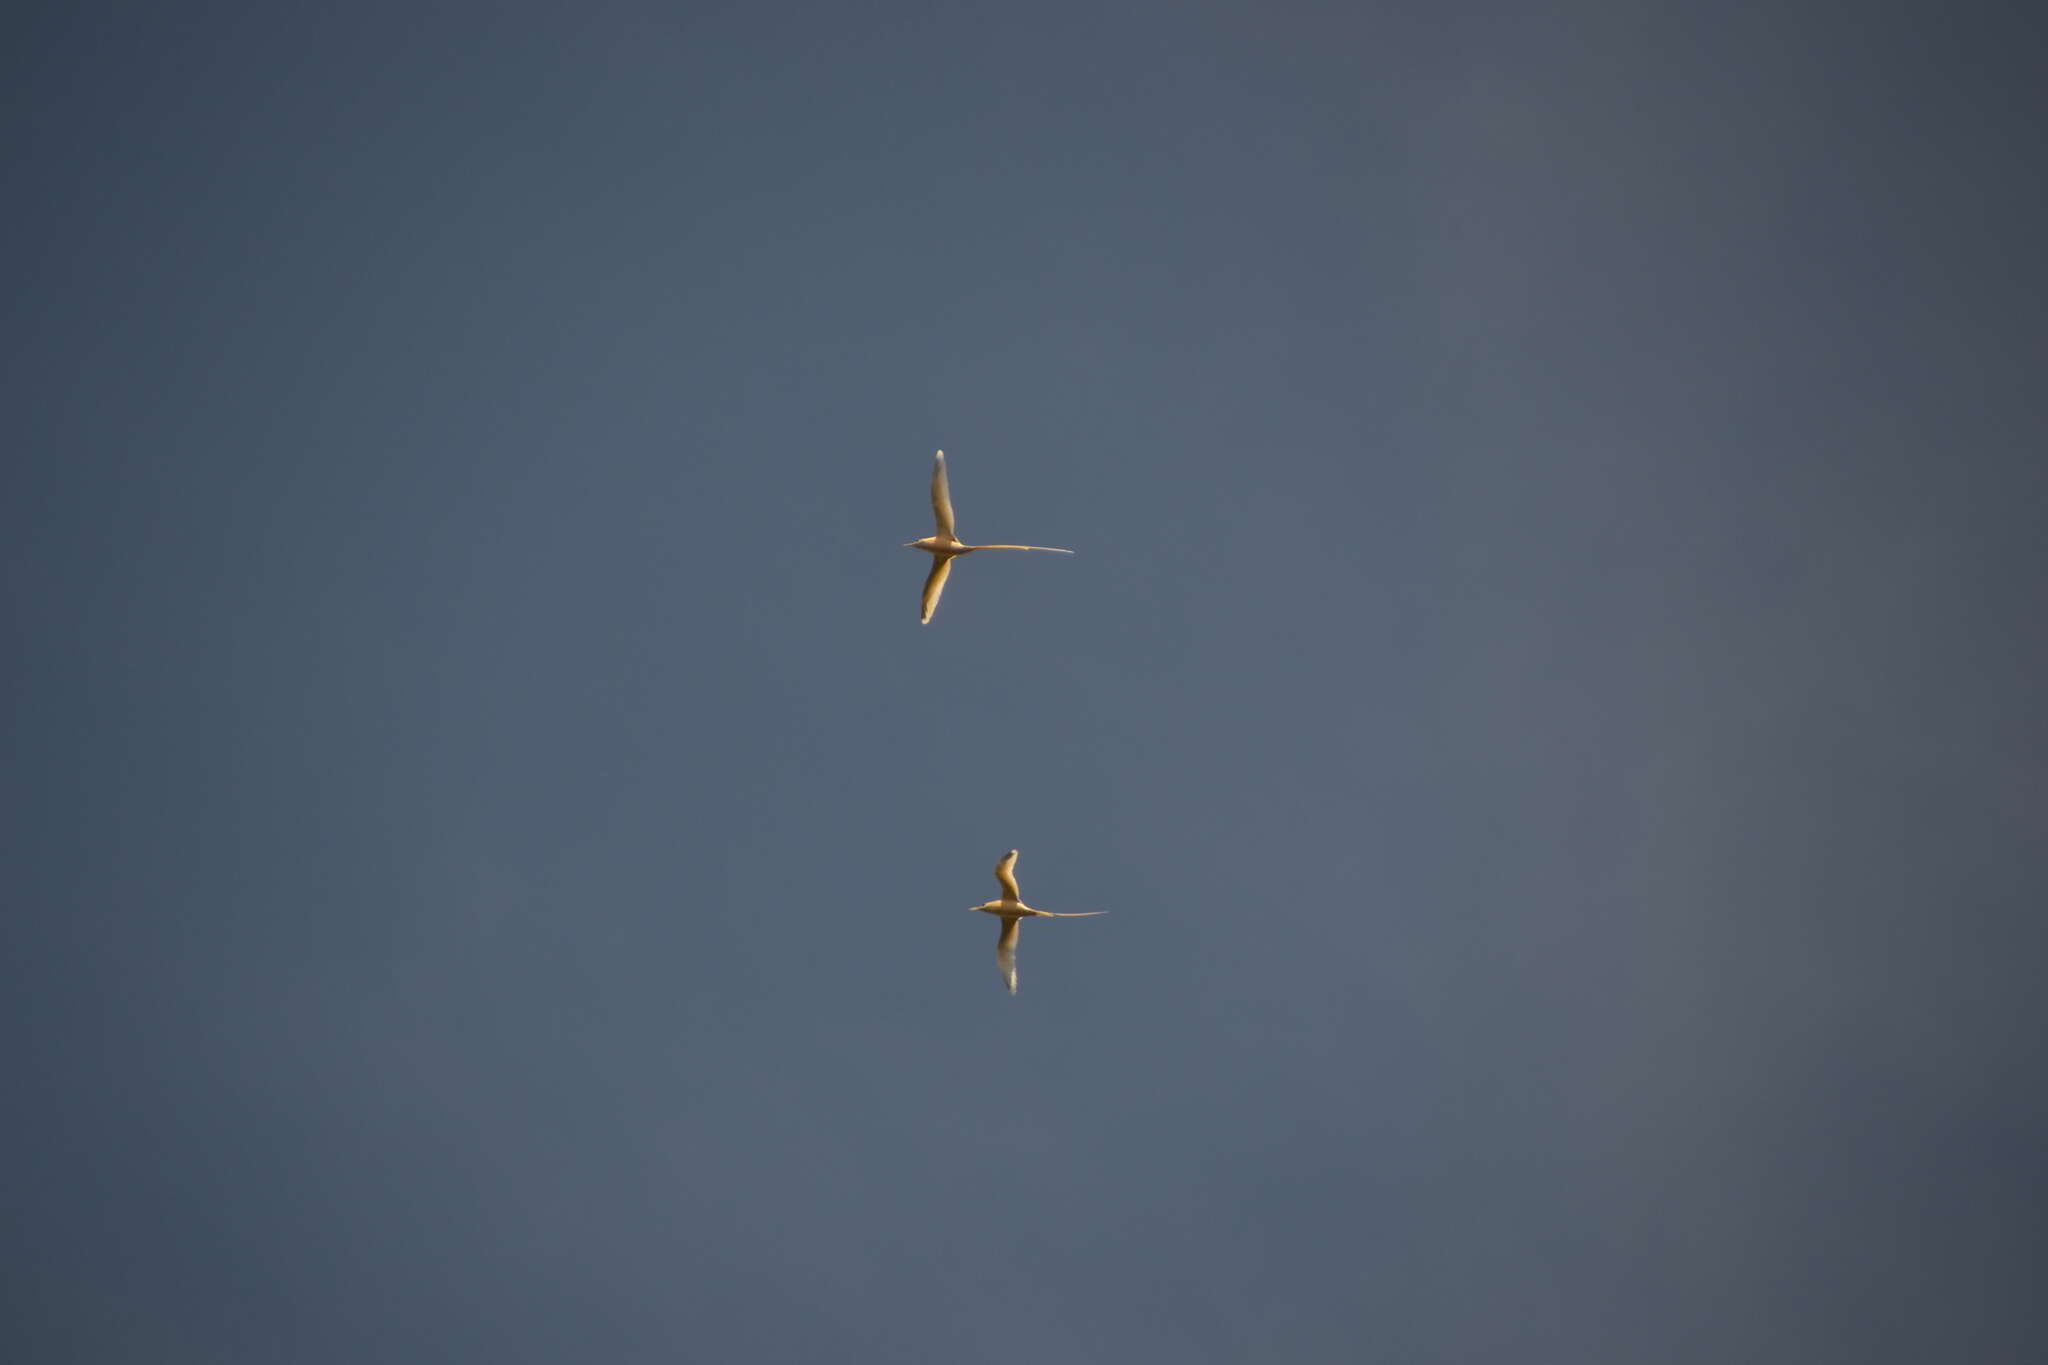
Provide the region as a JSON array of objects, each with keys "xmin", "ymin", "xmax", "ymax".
[
  {"xmin": 969, "ymin": 849, "xmax": 1104, "ymax": 995},
  {"xmin": 904, "ymin": 450, "xmax": 1072, "ymax": 623}
]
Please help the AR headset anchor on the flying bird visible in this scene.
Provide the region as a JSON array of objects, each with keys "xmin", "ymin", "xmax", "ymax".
[
  {"xmin": 969, "ymin": 849, "xmax": 1104, "ymax": 995},
  {"xmin": 904, "ymin": 450, "xmax": 1072, "ymax": 623}
]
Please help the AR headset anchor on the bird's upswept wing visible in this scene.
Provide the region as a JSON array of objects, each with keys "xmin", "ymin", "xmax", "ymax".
[
  {"xmin": 919, "ymin": 557, "xmax": 953, "ymax": 624},
  {"xmin": 994, "ymin": 849, "xmax": 1023, "ymax": 902},
  {"xmin": 996, "ymin": 916, "xmax": 1021, "ymax": 995},
  {"xmin": 930, "ymin": 450, "xmax": 956, "ymax": 539}
]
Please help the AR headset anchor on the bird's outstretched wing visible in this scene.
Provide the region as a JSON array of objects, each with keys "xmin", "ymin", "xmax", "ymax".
[
  {"xmin": 919, "ymin": 557, "xmax": 953, "ymax": 625},
  {"xmin": 930, "ymin": 450, "xmax": 956, "ymax": 539},
  {"xmin": 994, "ymin": 849, "xmax": 1023, "ymax": 901},
  {"xmin": 996, "ymin": 916, "xmax": 1021, "ymax": 995}
]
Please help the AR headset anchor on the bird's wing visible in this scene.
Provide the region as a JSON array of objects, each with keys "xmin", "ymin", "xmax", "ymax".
[
  {"xmin": 994, "ymin": 849, "xmax": 1023, "ymax": 901},
  {"xmin": 967, "ymin": 544, "xmax": 1074, "ymax": 553},
  {"xmin": 996, "ymin": 916, "xmax": 1021, "ymax": 995},
  {"xmin": 919, "ymin": 557, "xmax": 953, "ymax": 624},
  {"xmin": 930, "ymin": 450, "xmax": 956, "ymax": 539}
]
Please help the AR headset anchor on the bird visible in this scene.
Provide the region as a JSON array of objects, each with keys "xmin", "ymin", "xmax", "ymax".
[
  {"xmin": 969, "ymin": 849, "xmax": 1104, "ymax": 995},
  {"xmin": 904, "ymin": 450, "xmax": 1072, "ymax": 623}
]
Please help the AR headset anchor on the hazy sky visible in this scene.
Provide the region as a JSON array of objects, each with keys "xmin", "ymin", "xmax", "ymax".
[{"xmin": 7, "ymin": 3, "xmax": 2045, "ymax": 1361}]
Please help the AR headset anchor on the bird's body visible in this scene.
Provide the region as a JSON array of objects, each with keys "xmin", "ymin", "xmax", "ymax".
[
  {"xmin": 906, "ymin": 451, "xmax": 1071, "ymax": 623},
  {"xmin": 905, "ymin": 536, "xmax": 969, "ymax": 555},
  {"xmin": 971, "ymin": 901, "xmax": 1067, "ymax": 917},
  {"xmin": 969, "ymin": 849, "xmax": 1104, "ymax": 995}
]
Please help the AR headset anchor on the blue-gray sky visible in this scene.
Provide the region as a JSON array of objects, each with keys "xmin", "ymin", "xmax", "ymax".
[{"xmin": 7, "ymin": 2, "xmax": 2045, "ymax": 1361}]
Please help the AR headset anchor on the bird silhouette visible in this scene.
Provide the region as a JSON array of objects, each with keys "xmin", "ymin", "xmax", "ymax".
[
  {"xmin": 967, "ymin": 849, "xmax": 1104, "ymax": 995},
  {"xmin": 903, "ymin": 450, "xmax": 1071, "ymax": 623}
]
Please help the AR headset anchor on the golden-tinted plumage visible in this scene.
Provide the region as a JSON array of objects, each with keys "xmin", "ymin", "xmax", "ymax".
[
  {"xmin": 905, "ymin": 451, "xmax": 1072, "ymax": 624},
  {"xmin": 968, "ymin": 848, "xmax": 1104, "ymax": 995}
]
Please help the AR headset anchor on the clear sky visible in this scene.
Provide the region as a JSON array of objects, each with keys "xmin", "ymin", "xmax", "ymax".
[{"xmin": 7, "ymin": 2, "xmax": 2045, "ymax": 1361}]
